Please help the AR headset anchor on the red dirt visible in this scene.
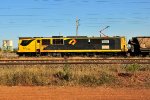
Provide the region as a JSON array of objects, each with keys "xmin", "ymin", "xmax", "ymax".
[{"xmin": 0, "ymin": 86, "xmax": 150, "ymax": 100}]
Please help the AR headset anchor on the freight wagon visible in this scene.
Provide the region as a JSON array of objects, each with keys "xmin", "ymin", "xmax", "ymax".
[{"xmin": 128, "ymin": 36, "xmax": 150, "ymax": 56}]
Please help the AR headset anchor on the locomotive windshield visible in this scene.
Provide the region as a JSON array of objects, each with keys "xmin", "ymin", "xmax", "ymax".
[{"xmin": 20, "ymin": 40, "xmax": 33, "ymax": 46}]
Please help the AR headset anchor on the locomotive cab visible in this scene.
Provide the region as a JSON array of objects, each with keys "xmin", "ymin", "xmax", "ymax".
[{"xmin": 17, "ymin": 37, "xmax": 41, "ymax": 56}]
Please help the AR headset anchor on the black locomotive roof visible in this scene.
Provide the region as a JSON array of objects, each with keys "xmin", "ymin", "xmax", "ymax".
[
  {"xmin": 19, "ymin": 37, "xmax": 33, "ymax": 39},
  {"xmin": 19, "ymin": 36, "xmax": 124, "ymax": 39},
  {"xmin": 133, "ymin": 36, "xmax": 150, "ymax": 38},
  {"xmin": 66, "ymin": 36, "xmax": 87, "ymax": 38},
  {"xmin": 52, "ymin": 36, "xmax": 63, "ymax": 38}
]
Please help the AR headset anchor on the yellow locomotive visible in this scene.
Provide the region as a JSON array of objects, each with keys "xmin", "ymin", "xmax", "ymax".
[{"xmin": 17, "ymin": 36, "xmax": 128, "ymax": 56}]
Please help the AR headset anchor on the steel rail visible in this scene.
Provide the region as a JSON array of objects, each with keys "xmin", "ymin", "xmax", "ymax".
[
  {"xmin": 0, "ymin": 59, "xmax": 149, "ymax": 65},
  {"xmin": 0, "ymin": 58, "xmax": 150, "ymax": 61},
  {"xmin": 0, "ymin": 62, "xmax": 149, "ymax": 65}
]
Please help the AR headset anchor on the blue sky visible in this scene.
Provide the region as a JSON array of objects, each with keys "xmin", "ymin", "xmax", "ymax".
[{"xmin": 0, "ymin": 0, "xmax": 150, "ymax": 47}]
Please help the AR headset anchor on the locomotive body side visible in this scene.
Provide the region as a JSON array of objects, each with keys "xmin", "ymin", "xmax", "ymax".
[{"xmin": 17, "ymin": 36, "xmax": 128, "ymax": 57}]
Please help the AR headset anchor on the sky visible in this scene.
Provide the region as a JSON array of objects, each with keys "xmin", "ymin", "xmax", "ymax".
[{"xmin": 0, "ymin": 0, "xmax": 150, "ymax": 47}]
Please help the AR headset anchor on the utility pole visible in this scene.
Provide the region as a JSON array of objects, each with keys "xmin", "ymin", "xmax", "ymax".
[
  {"xmin": 59, "ymin": 32, "xmax": 61, "ymax": 36},
  {"xmin": 76, "ymin": 17, "xmax": 80, "ymax": 36}
]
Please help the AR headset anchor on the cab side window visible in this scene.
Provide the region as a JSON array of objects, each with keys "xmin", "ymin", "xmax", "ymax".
[
  {"xmin": 37, "ymin": 40, "xmax": 40, "ymax": 43},
  {"xmin": 53, "ymin": 39, "xmax": 64, "ymax": 45},
  {"xmin": 20, "ymin": 40, "xmax": 33, "ymax": 46},
  {"xmin": 42, "ymin": 39, "xmax": 50, "ymax": 45}
]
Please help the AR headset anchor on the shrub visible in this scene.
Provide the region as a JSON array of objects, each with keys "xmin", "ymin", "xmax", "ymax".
[
  {"xmin": 79, "ymin": 75, "xmax": 98, "ymax": 86},
  {"xmin": 53, "ymin": 64, "xmax": 72, "ymax": 81},
  {"xmin": 54, "ymin": 71, "xmax": 72, "ymax": 81},
  {"xmin": 79, "ymin": 72, "xmax": 117, "ymax": 86},
  {"xmin": 124, "ymin": 64, "xmax": 141, "ymax": 73},
  {"xmin": 98, "ymin": 72, "xmax": 117, "ymax": 85},
  {"xmin": 139, "ymin": 65, "xmax": 150, "ymax": 71}
]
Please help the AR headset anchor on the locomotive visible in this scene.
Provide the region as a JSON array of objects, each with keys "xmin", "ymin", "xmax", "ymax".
[{"xmin": 17, "ymin": 36, "xmax": 128, "ymax": 57}]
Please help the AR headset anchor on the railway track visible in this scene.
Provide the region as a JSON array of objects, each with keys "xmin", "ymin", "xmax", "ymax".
[{"xmin": 0, "ymin": 58, "xmax": 150, "ymax": 65}]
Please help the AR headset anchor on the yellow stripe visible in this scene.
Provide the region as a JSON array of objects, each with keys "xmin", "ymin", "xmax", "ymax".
[{"xmin": 41, "ymin": 50, "xmax": 123, "ymax": 52}]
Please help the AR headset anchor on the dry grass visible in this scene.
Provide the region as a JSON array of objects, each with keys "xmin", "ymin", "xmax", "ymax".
[
  {"xmin": 0, "ymin": 52, "xmax": 18, "ymax": 59},
  {"xmin": 0, "ymin": 64, "xmax": 149, "ymax": 87}
]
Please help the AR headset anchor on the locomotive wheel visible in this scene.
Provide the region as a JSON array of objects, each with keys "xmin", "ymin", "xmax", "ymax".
[{"xmin": 51, "ymin": 53, "xmax": 62, "ymax": 57}]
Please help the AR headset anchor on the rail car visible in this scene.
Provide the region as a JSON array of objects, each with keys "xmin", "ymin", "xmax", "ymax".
[
  {"xmin": 128, "ymin": 36, "xmax": 150, "ymax": 56},
  {"xmin": 17, "ymin": 36, "xmax": 128, "ymax": 57}
]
